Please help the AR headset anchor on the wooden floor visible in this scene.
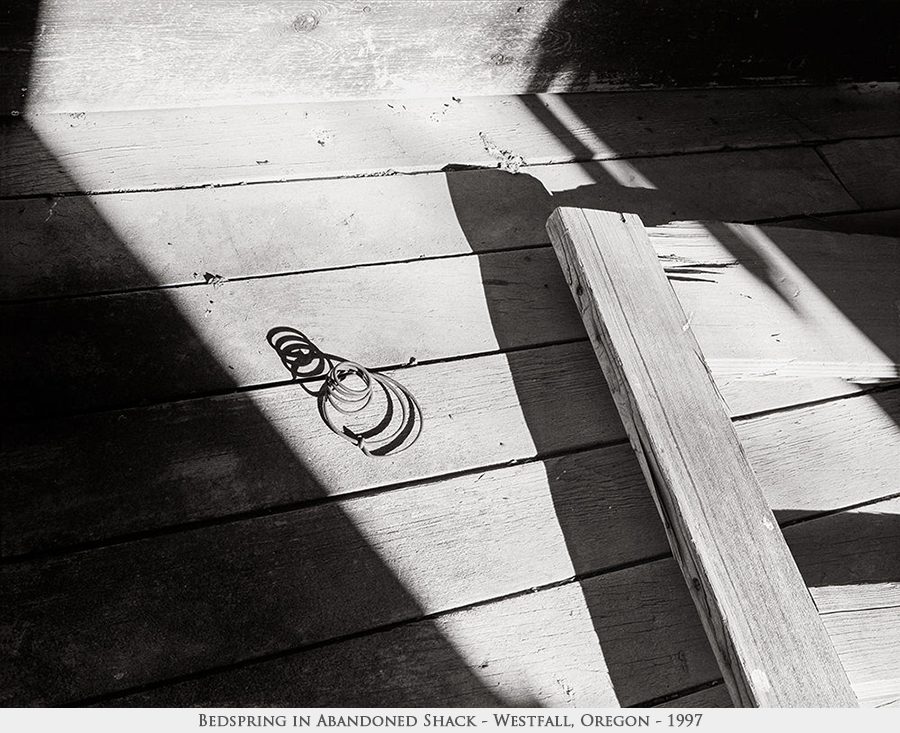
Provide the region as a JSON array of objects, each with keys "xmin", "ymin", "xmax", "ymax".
[{"xmin": 2, "ymin": 81, "xmax": 900, "ymax": 707}]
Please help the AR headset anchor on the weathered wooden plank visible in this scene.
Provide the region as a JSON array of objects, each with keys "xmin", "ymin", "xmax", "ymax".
[
  {"xmin": 0, "ymin": 449, "xmax": 671, "ymax": 705},
  {"xmin": 735, "ymin": 389, "xmax": 900, "ymax": 523},
  {"xmin": 818, "ymin": 603, "xmax": 900, "ymax": 708},
  {"xmin": 547, "ymin": 208, "xmax": 857, "ymax": 707},
  {"xmin": 105, "ymin": 565, "xmax": 711, "ymax": 709},
  {"xmin": 106, "ymin": 582, "xmax": 624, "ymax": 708},
  {"xmin": 819, "ymin": 137, "xmax": 900, "ymax": 210},
  {"xmin": 83, "ymin": 493, "xmax": 900, "ymax": 708},
  {"xmin": 790, "ymin": 497, "xmax": 900, "ymax": 617},
  {"xmin": 0, "ymin": 0, "xmax": 579, "ymax": 112},
  {"xmin": 791, "ymin": 496, "xmax": 900, "ymax": 708},
  {"xmin": 655, "ymin": 610, "xmax": 900, "ymax": 707},
  {"xmin": 5, "ymin": 450, "xmax": 896, "ymax": 706},
  {"xmin": 6, "ymin": 216, "xmax": 898, "ymax": 420},
  {"xmin": 1, "ymin": 147, "xmax": 858, "ymax": 299},
  {"xmin": 4, "ymin": 0, "xmax": 898, "ymax": 114},
  {"xmin": 0, "ymin": 344, "xmax": 619, "ymax": 556},
  {"xmin": 0, "ymin": 249, "xmax": 583, "ymax": 420},
  {"xmin": 4, "ymin": 85, "xmax": 898, "ymax": 196},
  {"xmin": 3, "ymin": 336, "xmax": 898, "ymax": 557},
  {"xmin": 649, "ymin": 221, "xmax": 900, "ymax": 389},
  {"xmin": 815, "ymin": 602, "xmax": 900, "ymax": 705}
]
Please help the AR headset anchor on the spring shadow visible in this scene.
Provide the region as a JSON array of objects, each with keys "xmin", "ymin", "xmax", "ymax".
[{"xmin": 267, "ymin": 326, "xmax": 423, "ymax": 458}]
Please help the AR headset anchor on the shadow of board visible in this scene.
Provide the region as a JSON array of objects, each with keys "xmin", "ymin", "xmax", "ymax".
[
  {"xmin": 6, "ymin": 0, "xmax": 899, "ymax": 708},
  {"xmin": 444, "ymin": 154, "xmax": 900, "ymax": 706}
]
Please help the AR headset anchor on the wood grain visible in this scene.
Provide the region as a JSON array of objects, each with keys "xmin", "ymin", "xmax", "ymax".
[
  {"xmin": 547, "ymin": 207, "xmax": 857, "ymax": 706},
  {"xmin": 793, "ymin": 496, "xmax": 900, "ymax": 708},
  {"xmin": 1, "ymin": 147, "xmax": 859, "ymax": 300},
  {"xmin": 4, "ymin": 1, "xmax": 897, "ymax": 113},
  {"xmin": 658, "ymin": 491, "xmax": 900, "ymax": 708},
  {"xmin": 0, "ymin": 249, "xmax": 580, "ymax": 420},
  {"xmin": 6, "ymin": 218, "xmax": 898, "ymax": 421},
  {"xmin": 1, "ymin": 0, "xmax": 573, "ymax": 112},
  {"xmin": 4, "ymin": 450, "xmax": 897, "ymax": 706},
  {"xmin": 819, "ymin": 137, "xmax": 900, "ymax": 210},
  {"xmin": 3, "ymin": 339, "xmax": 898, "ymax": 557},
  {"xmin": 102, "ymin": 498, "xmax": 900, "ymax": 709},
  {"xmin": 104, "ymin": 582, "xmax": 625, "ymax": 708},
  {"xmin": 104, "ymin": 564, "xmax": 714, "ymax": 709},
  {"xmin": 0, "ymin": 451, "xmax": 673, "ymax": 705},
  {"xmin": 649, "ymin": 221, "xmax": 900, "ymax": 389},
  {"xmin": 790, "ymin": 497, "xmax": 900, "ymax": 618},
  {"xmin": 822, "ymin": 606, "xmax": 900, "ymax": 709},
  {"xmin": 0, "ymin": 343, "xmax": 621, "ymax": 556},
  {"xmin": 4, "ymin": 85, "xmax": 898, "ymax": 195},
  {"xmin": 92, "ymin": 497, "xmax": 900, "ymax": 708}
]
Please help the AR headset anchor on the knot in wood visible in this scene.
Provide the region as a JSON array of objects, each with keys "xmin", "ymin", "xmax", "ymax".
[{"xmin": 291, "ymin": 13, "xmax": 319, "ymax": 32}]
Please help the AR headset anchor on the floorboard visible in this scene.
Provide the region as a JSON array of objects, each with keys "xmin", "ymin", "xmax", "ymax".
[
  {"xmin": 2, "ymin": 79, "xmax": 898, "ymax": 707},
  {"xmin": 819, "ymin": 137, "xmax": 900, "ymax": 210},
  {"xmin": 0, "ymin": 458, "xmax": 676, "ymax": 705},
  {"xmin": 1, "ymin": 147, "xmax": 859, "ymax": 300},
  {"xmin": 6, "ymin": 220, "xmax": 897, "ymax": 420},
  {"xmin": 33, "ymin": 561, "xmax": 719, "ymax": 708},
  {"xmin": 4, "ymin": 398, "xmax": 898, "ymax": 705},
  {"xmin": 796, "ymin": 496, "xmax": 900, "ymax": 708},
  {"xmin": 78, "ymin": 492, "xmax": 900, "ymax": 707},
  {"xmin": 4, "ymin": 86, "xmax": 898, "ymax": 195},
  {"xmin": 4, "ymin": 0, "xmax": 897, "ymax": 114},
  {"xmin": 3, "ymin": 342, "xmax": 898, "ymax": 557},
  {"xmin": 99, "ymin": 581, "xmax": 624, "ymax": 708},
  {"xmin": 1, "ymin": 0, "xmax": 589, "ymax": 112}
]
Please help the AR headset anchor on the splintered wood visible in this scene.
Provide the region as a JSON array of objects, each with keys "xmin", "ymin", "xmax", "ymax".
[{"xmin": 546, "ymin": 208, "xmax": 858, "ymax": 708}]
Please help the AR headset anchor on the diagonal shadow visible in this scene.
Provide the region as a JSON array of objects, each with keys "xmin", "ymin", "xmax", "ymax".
[
  {"xmin": 4, "ymin": 0, "xmax": 898, "ymax": 709},
  {"xmin": 448, "ymin": 167, "xmax": 900, "ymax": 708},
  {"xmin": 445, "ymin": 3, "xmax": 900, "ymax": 706},
  {"xmin": 0, "ymin": 1, "xmax": 526, "ymax": 709},
  {"xmin": 524, "ymin": 0, "xmax": 899, "ymax": 92}
]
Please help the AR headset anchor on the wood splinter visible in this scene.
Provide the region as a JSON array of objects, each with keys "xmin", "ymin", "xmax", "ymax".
[{"xmin": 546, "ymin": 207, "xmax": 858, "ymax": 708}]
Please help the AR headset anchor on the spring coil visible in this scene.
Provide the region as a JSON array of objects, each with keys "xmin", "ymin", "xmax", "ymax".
[
  {"xmin": 319, "ymin": 360, "xmax": 423, "ymax": 457},
  {"xmin": 266, "ymin": 328, "xmax": 423, "ymax": 458}
]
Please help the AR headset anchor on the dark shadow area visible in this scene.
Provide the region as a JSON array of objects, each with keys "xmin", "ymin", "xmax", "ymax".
[
  {"xmin": 109, "ymin": 618, "xmax": 532, "ymax": 708},
  {"xmin": 785, "ymin": 509, "xmax": 900, "ymax": 589},
  {"xmin": 527, "ymin": 0, "xmax": 899, "ymax": 92},
  {"xmin": 443, "ymin": 164, "xmax": 731, "ymax": 245},
  {"xmin": 0, "ymin": 194, "xmax": 164, "ymax": 300},
  {"xmin": 0, "ymin": 3, "xmax": 518, "ymax": 709}
]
